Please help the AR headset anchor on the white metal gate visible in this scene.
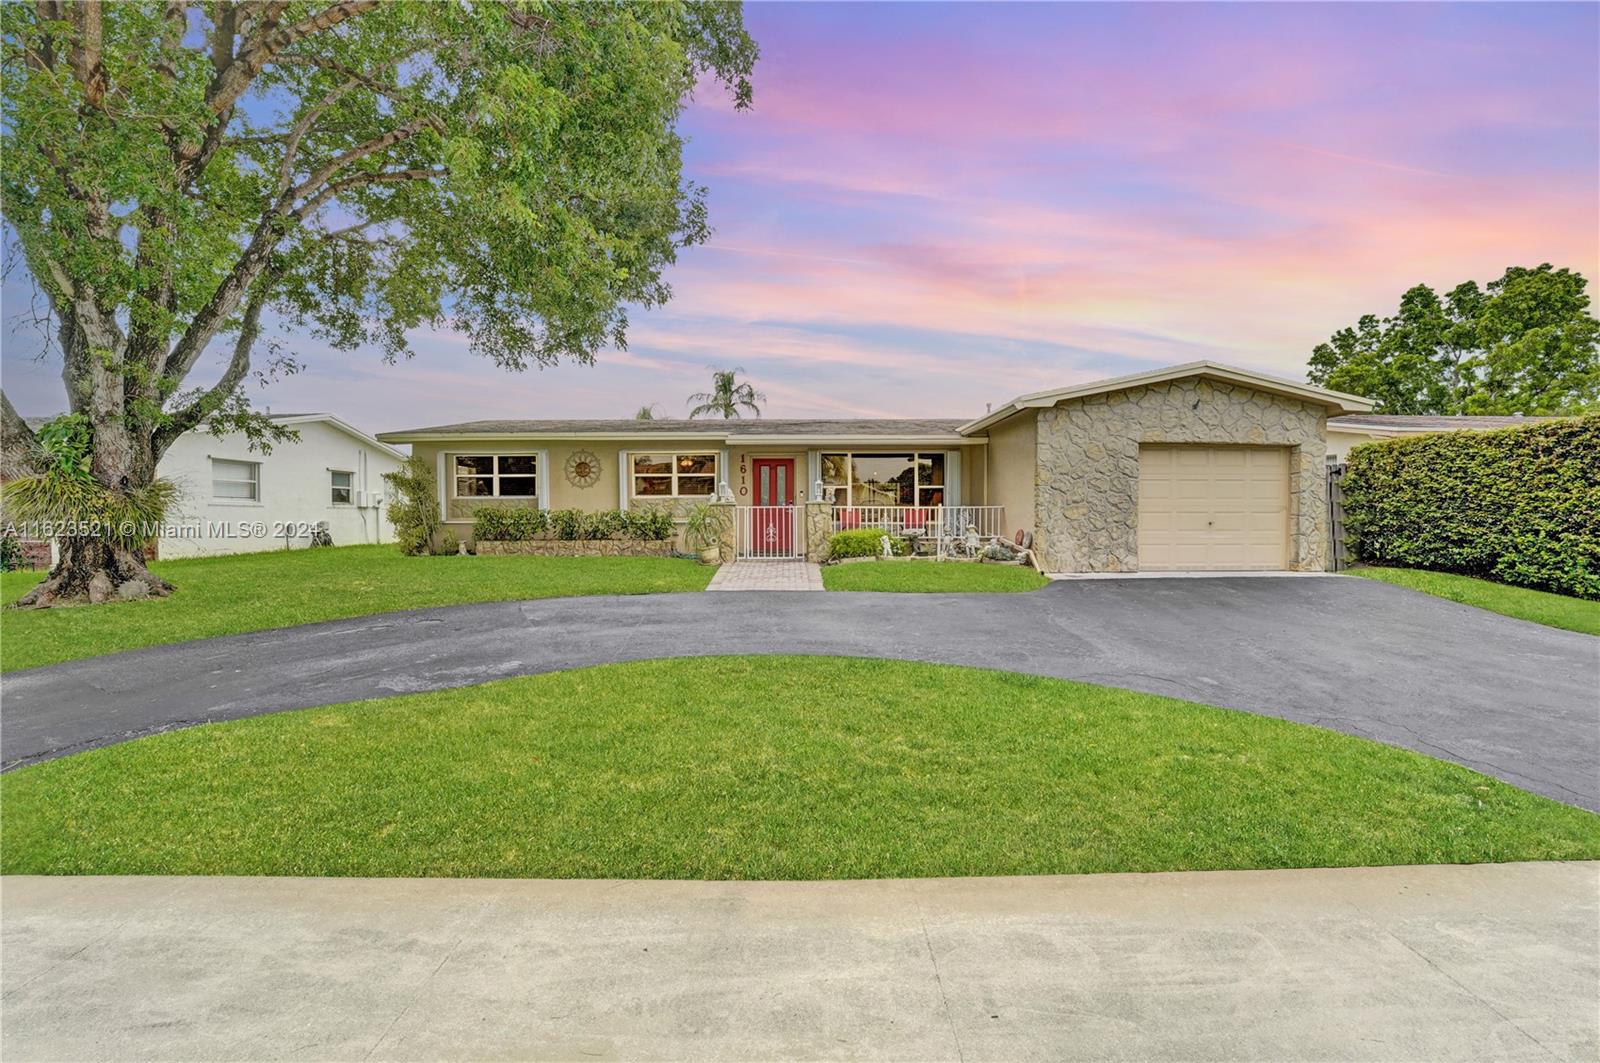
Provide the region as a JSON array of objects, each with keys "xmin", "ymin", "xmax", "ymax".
[{"xmin": 736, "ymin": 505, "xmax": 803, "ymax": 560}]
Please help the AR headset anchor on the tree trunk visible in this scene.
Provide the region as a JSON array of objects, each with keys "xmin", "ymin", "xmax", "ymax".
[{"xmin": 13, "ymin": 536, "xmax": 172, "ymax": 609}]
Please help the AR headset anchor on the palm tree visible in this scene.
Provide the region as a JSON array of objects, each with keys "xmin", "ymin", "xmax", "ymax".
[
  {"xmin": 634, "ymin": 403, "xmax": 660, "ymax": 420},
  {"xmin": 687, "ymin": 368, "xmax": 765, "ymax": 419}
]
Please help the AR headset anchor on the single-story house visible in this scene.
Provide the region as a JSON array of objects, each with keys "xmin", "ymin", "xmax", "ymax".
[
  {"xmin": 382, "ymin": 361, "xmax": 1387, "ymax": 574},
  {"xmin": 157, "ymin": 413, "xmax": 406, "ymax": 558},
  {"xmin": 1324, "ymin": 413, "xmax": 1566, "ymax": 462}
]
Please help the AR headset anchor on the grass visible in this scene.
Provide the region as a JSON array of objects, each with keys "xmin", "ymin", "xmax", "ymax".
[
  {"xmin": 4, "ymin": 656, "xmax": 1595, "ymax": 880},
  {"xmin": 822, "ymin": 559, "xmax": 1048, "ymax": 593},
  {"xmin": 0, "ymin": 545, "xmax": 713, "ymax": 672},
  {"xmin": 1349, "ymin": 566, "xmax": 1600, "ymax": 636}
]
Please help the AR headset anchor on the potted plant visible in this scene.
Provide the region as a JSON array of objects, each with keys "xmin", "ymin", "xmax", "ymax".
[{"xmin": 684, "ymin": 502, "xmax": 727, "ymax": 564}]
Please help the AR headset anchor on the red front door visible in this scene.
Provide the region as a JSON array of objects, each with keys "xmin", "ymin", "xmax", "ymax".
[{"xmin": 751, "ymin": 458, "xmax": 795, "ymax": 555}]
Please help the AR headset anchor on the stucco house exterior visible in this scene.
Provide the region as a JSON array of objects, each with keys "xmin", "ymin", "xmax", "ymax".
[
  {"xmin": 156, "ymin": 413, "xmax": 405, "ymax": 558},
  {"xmin": 382, "ymin": 361, "xmax": 1385, "ymax": 574}
]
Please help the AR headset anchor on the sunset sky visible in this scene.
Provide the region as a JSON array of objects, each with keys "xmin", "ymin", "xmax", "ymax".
[{"xmin": 3, "ymin": 1, "xmax": 1597, "ymax": 430}]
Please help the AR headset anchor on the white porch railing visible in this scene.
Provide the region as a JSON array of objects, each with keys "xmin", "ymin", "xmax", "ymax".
[
  {"xmin": 736, "ymin": 505, "xmax": 803, "ymax": 560},
  {"xmin": 831, "ymin": 505, "xmax": 1007, "ymax": 544}
]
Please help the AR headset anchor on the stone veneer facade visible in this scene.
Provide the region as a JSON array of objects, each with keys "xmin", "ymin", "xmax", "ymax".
[{"xmin": 1033, "ymin": 378, "xmax": 1330, "ymax": 573}]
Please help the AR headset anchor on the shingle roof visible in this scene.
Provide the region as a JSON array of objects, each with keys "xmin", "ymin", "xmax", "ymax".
[
  {"xmin": 379, "ymin": 418, "xmax": 969, "ymax": 441},
  {"xmin": 1328, "ymin": 414, "xmax": 1568, "ymax": 431}
]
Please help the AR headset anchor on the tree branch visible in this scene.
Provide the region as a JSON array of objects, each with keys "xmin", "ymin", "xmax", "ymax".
[
  {"xmin": 278, "ymin": 78, "xmax": 359, "ymax": 195},
  {"xmin": 176, "ymin": 0, "xmax": 376, "ymax": 185},
  {"xmin": 1, "ymin": 390, "xmax": 43, "ymax": 478},
  {"xmin": 274, "ymin": 53, "xmax": 411, "ymax": 104},
  {"xmin": 67, "ymin": 0, "xmax": 108, "ymax": 108},
  {"xmin": 155, "ymin": 272, "xmax": 276, "ymax": 452},
  {"xmin": 292, "ymin": 167, "xmax": 446, "ymax": 222},
  {"xmin": 287, "ymin": 113, "xmax": 442, "ymax": 204}
]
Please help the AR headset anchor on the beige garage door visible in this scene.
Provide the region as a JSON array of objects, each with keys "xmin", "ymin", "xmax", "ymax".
[{"xmin": 1137, "ymin": 446, "xmax": 1290, "ymax": 571}]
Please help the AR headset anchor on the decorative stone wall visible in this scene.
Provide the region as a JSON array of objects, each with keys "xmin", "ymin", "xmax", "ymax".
[
  {"xmin": 710, "ymin": 500, "xmax": 737, "ymax": 564},
  {"xmin": 475, "ymin": 539, "xmax": 675, "ymax": 558},
  {"xmin": 1033, "ymin": 378, "xmax": 1329, "ymax": 572},
  {"xmin": 804, "ymin": 500, "xmax": 833, "ymax": 563}
]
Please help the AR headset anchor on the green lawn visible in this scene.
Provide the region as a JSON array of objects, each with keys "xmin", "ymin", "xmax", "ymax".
[
  {"xmin": 1349, "ymin": 566, "xmax": 1600, "ymax": 636},
  {"xmin": 5, "ymin": 657, "xmax": 1594, "ymax": 880},
  {"xmin": 822, "ymin": 559, "xmax": 1048, "ymax": 592},
  {"xmin": 0, "ymin": 545, "xmax": 713, "ymax": 672}
]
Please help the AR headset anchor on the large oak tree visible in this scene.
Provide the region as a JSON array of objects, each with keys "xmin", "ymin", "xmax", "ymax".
[{"xmin": 0, "ymin": 0, "xmax": 756, "ymax": 604}]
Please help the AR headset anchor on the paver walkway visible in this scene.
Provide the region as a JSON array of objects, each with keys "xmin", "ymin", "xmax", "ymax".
[
  {"xmin": 707, "ymin": 559, "xmax": 824, "ymax": 591},
  {"xmin": 5, "ymin": 576, "xmax": 1597, "ymax": 808},
  {"xmin": 3, "ymin": 862, "xmax": 1595, "ymax": 1061}
]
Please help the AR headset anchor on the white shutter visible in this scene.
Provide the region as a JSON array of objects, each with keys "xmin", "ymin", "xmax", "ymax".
[
  {"xmin": 945, "ymin": 451, "xmax": 961, "ymax": 507},
  {"xmin": 537, "ymin": 449, "xmax": 551, "ymax": 510},
  {"xmin": 617, "ymin": 450, "xmax": 629, "ymax": 508}
]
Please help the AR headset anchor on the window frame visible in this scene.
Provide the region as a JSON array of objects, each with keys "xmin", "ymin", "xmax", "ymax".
[
  {"xmin": 629, "ymin": 451, "xmax": 718, "ymax": 499},
  {"xmin": 211, "ymin": 458, "xmax": 261, "ymax": 503},
  {"xmin": 448, "ymin": 453, "xmax": 540, "ymax": 501},
  {"xmin": 330, "ymin": 469, "xmax": 354, "ymax": 506},
  {"xmin": 820, "ymin": 451, "xmax": 948, "ymax": 508}
]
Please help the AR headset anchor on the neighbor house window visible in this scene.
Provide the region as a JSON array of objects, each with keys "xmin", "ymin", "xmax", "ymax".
[
  {"xmin": 211, "ymin": 458, "xmax": 260, "ymax": 501},
  {"xmin": 451, "ymin": 455, "xmax": 538, "ymax": 498},
  {"xmin": 821, "ymin": 452, "xmax": 945, "ymax": 507},
  {"xmin": 632, "ymin": 453, "xmax": 716, "ymax": 497},
  {"xmin": 330, "ymin": 470, "xmax": 353, "ymax": 505}
]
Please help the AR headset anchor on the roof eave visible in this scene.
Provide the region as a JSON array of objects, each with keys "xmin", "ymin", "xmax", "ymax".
[{"xmin": 960, "ymin": 361, "xmax": 1374, "ymax": 434}]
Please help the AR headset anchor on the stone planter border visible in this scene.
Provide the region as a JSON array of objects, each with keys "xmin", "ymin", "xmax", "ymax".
[{"xmin": 474, "ymin": 539, "xmax": 675, "ymax": 558}]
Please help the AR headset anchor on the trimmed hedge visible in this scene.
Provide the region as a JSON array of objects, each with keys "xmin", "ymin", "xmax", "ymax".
[
  {"xmin": 828, "ymin": 528, "xmax": 908, "ymax": 560},
  {"xmin": 473, "ymin": 506, "xmax": 674, "ymax": 543},
  {"xmin": 1341, "ymin": 415, "xmax": 1599, "ymax": 599}
]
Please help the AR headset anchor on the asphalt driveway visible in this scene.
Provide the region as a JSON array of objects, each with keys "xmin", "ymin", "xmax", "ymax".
[{"xmin": 3, "ymin": 576, "xmax": 1596, "ymax": 808}]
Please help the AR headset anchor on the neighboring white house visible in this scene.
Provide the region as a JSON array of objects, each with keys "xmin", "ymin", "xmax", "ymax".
[{"xmin": 156, "ymin": 413, "xmax": 406, "ymax": 558}]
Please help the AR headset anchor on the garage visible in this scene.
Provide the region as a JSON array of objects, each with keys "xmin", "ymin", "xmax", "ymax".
[{"xmin": 1137, "ymin": 445, "xmax": 1290, "ymax": 570}]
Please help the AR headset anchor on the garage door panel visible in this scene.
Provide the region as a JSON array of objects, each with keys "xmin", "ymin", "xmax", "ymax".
[{"xmin": 1137, "ymin": 445, "xmax": 1289, "ymax": 571}]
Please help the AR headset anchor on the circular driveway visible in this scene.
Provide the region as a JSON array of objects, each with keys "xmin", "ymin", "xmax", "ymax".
[{"xmin": 4, "ymin": 576, "xmax": 1596, "ymax": 809}]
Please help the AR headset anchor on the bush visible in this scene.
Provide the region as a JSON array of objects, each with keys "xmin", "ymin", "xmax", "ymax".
[
  {"xmin": 1342, "ymin": 415, "xmax": 1599, "ymax": 599},
  {"xmin": 828, "ymin": 528, "xmax": 907, "ymax": 560},
  {"xmin": 383, "ymin": 457, "xmax": 442, "ymax": 557},
  {"xmin": 474, "ymin": 506, "xmax": 674, "ymax": 542}
]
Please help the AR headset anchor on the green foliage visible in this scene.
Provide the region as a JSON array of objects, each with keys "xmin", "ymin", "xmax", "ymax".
[
  {"xmin": 1341, "ymin": 416, "xmax": 1600, "ymax": 599},
  {"xmin": 0, "ymin": 2, "xmax": 757, "ymax": 490},
  {"xmin": 382, "ymin": 457, "xmax": 441, "ymax": 557},
  {"xmin": 0, "ymin": 534, "xmax": 23, "ymax": 572},
  {"xmin": 1309, "ymin": 265, "xmax": 1600, "ymax": 414},
  {"xmin": 687, "ymin": 367, "xmax": 765, "ymax": 419},
  {"xmin": 482, "ymin": 506, "xmax": 672, "ymax": 542},
  {"xmin": 6, "ymin": 658, "xmax": 1597, "ymax": 879},
  {"xmin": 472, "ymin": 507, "xmax": 547, "ymax": 542},
  {"xmin": 1, "ymin": 416, "xmax": 178, "ymax": 551},
  {"xmin": 682, "ymin": 502, "xmax": 727, "ymax": 550},
  {"xmin": 829, "ymin": 528, "xmax": 907, "ymax": 560}
]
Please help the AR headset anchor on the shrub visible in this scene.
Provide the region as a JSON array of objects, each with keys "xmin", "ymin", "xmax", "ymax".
[
  {"xmin": 0, "ymin": 534, "xmax": 22, "ymax": 572},
  {"xmin": 828, "ymin": 528, "xmax": 907, "ymax": 560},
  {"xmin": 1341, "ymin": 415, "xmax": 1599, "ymax": 599},
  {"xmin": 683, "ymin": 502, "xmax": 727, "ymax": 551},
  {"xmin": 472, "ymin": 507, "xmax": 548, "ymax": 542},
  {"xmin": 383, "ymin": 457, "xmax": 443, "ymax": 556},
  {"xmin": 479, "ymin": 506, "xmax": 673, "ymax": 542},
  {"xmin": 622, "ymin": 507, "xmax": 675, "ymax": 541}
]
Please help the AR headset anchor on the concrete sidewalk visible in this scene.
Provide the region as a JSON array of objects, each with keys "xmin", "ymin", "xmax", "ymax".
[{"xmin": 4, "ymin": 862, "xmax": 1596, "ymax": 1061}]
